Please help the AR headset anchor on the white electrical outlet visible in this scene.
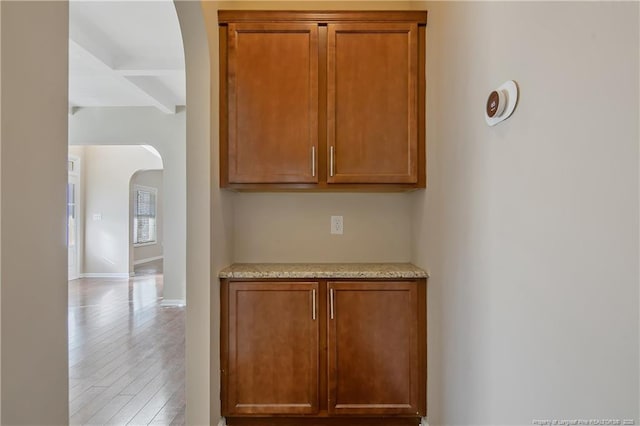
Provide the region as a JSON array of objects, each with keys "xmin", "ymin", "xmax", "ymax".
[{"xmin": 330, "ymin": 216, "xmax": 344, "ymax": 235}]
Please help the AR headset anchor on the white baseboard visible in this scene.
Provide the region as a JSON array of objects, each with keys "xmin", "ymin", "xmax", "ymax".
[
  {"xmin": 421, "ymin": 417, "xmax": 429, "ymax": 426},
  {"xmin": 134, "ymin": 255, "xmax": 164, "ymax": 266},
  {"xmin": 81, "ymin": 272, "xmax": 131, "ymax": 279},
  {"xmin": 217, "ymin": 418, "xmax": 227, "ymax": 426},
  {"xmin": 161, "ymin": 299, "xmax": 186, "ymax": 307}
]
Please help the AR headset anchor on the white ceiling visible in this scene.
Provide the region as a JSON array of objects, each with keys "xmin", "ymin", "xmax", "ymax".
[{"xmin": 69, "ymin": 0, "xmax": 186, "ymax": 113}]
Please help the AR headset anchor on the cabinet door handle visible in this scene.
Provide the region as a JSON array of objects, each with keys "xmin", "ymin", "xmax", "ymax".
[
  {"xmin": 330, "ymin": 288, "xmax": 335, "ymax": 319},
  {"xmin": 312, "ymin": 289, "xmax": 316, "ymax": 320},
  {"xmin": 311, "ymin": 146, "xmax": 316, "ymax": 177},
  {"xmin": 330, "ymin": 146, "xmax": 335, "ymax": 177}
]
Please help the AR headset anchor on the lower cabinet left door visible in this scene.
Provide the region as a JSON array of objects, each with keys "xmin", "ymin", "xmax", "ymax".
[{"xmin": 223, "ymin": 281, "xmax": 320, "ymax": 415}]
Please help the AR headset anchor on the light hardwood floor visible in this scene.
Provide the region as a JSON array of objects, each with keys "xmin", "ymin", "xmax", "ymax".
[{"xmin": 69, "ymin": 261, "xmax": 185, "ymax": 425}]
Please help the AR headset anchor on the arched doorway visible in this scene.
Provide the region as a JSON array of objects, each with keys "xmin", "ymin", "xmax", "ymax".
[{"xmin": 68, "ymin": 0, "xmax": 188, "ymax": 423}]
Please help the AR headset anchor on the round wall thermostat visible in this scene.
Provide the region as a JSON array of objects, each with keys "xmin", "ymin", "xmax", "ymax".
[{"xmin": 485, "ymin": 80, "xmax": 519, "ymax": 126}]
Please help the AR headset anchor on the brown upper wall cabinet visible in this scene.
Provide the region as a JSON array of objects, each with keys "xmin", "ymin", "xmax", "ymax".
[
  {"xmin": 225, "ymin": 23, "xmax": 319, "ymax": 184},
  {"xmin": 217, "ymin": 11, "xmax": 427, "ymax": 191}
]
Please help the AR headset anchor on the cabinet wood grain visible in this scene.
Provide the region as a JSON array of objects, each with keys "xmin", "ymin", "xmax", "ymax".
[
  {"xmin": 221, "ymin": 277, "xmax": 427, "ymax": 423},
  {"xmin": 327, "ymin": 24, "xmax": 418, "ymax": 184},
  {"xmin": 328, "ymin": 281, "xmax": 423, "ymax": 415},
  {"xmin": 225, "ymin": 281, "xmax": 320, "ymax": 414},
  {"xmin": 226, "ymin": 23, "xmax": 318, "ymax": 184},
  {"xmin": 216, "ymin": 11, "xmax": 427, "ymax": 191}
]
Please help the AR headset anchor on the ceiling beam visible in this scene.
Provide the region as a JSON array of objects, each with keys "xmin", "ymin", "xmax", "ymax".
[
  {"xmin": 124, "ymin": 76, "xmax": 179, "ymax": 112},
  {"xmin": 113, "ymin": 57, "xmax": 184, "ymax": 76},
  {"xmin": 69, "ymin": 33, "xmax": 176, "ymax": 114}
]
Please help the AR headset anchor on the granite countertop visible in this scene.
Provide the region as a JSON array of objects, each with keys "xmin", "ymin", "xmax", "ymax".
[{"xmin": 218, "ymin": 263, "xmax": 428, "ymax": 279}]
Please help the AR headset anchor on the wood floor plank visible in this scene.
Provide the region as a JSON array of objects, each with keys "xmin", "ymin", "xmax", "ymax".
[
  {"xmin": 70, "ymin": 305, "xmax": 164, "ymax": 372},
  {"xmin": 106, "ymin": 365, "xmax": 182, "ymax": 425},
  {"xmin": 148, "ymin": 386, "xmax": 186, "ymax": 425},
  {"xmin": 169, "ymin": 408, "xmax": 185, "ymax": 426},
  {"xmin": 84, "ymin": 394, "xmax": 135, "ymax": 425},
  {"xmin": 69, "ymin": 264, "xmax": 184, "ymax": 426},
  {"xmin": 127, "ymin": 371, "xmax": 185, "ymax": 425},
  {"xmin": 118, "ymin": 357, "xmax": 173, "ymax": 397},
  {"xmin": 69, "ymin": 386, "xmax": 107, "ymax": 417}
]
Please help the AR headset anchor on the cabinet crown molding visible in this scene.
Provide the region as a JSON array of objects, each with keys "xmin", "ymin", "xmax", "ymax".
[{"xmin": 218, "ymin": 10, "xmax": 428, "ymax": 25}]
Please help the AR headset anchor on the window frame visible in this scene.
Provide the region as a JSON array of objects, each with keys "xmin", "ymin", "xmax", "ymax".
[{"xmin": 133, "ymin": 184, "xmax": 158, "ymax": 247}]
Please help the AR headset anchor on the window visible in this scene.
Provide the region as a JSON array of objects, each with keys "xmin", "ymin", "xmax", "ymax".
[{"xmin": 134, "ymin": 186, "xmax": 157, "ymax": 245}]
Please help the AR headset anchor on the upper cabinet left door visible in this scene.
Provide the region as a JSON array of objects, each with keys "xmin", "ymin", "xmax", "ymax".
[{"xmin": 225, "ymin": 23, "xmax": 319, "ymax": 184}]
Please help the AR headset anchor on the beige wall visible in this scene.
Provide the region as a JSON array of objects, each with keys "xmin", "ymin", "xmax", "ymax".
[
  {"xmin": 234, "ymin": 193, "xmax": 411, "ymax": 262},
  {"xmin": 412, "ymin": 1, "xmax": 639, "ymax": 424},
  {"xmin": 83, "ymin": 145, "xmax": 162, "ymax": 276},
  {"xmin": 0, "ymin": 1, "xmax": 69, "ymax": 423},
  {"xmin": 132, "ymin": 170, "xmax": 164, "ymax": 264}
]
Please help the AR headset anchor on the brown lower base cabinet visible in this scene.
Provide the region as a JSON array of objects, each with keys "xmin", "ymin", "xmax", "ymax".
[{"xmin": 220, "ymin": 279, "xmax": 427, "ymax": 425}]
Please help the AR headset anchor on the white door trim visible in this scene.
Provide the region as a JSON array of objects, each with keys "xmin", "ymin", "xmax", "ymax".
[{"xmin": 67, "ymin": 164, "xmax": 81, "ymax": 281}]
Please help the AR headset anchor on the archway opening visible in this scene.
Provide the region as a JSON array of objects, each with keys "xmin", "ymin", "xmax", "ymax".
[{"xmin": 67, "ymin": 0, "xmax": 187, "ymax": 422}]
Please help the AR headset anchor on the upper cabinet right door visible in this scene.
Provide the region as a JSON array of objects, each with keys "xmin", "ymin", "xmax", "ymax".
[{"xmin": 327, "ymin": 23, "xmax": 419, "ymax": 184}]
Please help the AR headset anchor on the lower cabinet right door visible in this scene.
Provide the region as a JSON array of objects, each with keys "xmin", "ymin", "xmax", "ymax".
[{"xmin": 327, "ymin": 281, "xmax": 425, "ymax": 416}]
